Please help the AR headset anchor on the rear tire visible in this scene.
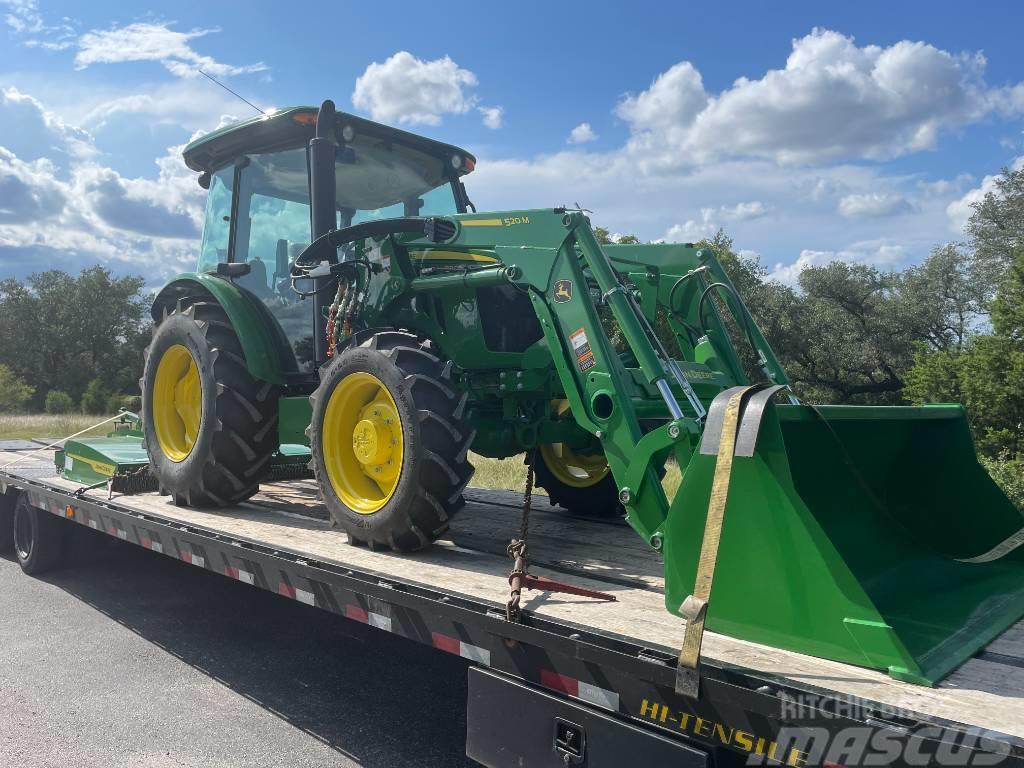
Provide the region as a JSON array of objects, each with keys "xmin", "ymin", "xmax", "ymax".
[
  {"xmin": 533, "ymin": 445, "xmax": 621, "ymax": 518},
  {"xmin": 142, "ymin": 301, "xmax": 279, "ymax": 506},
  {"xmin": 309, "ymin": 331, "xmax": 474, "ymax": 551},
  {"xmin": 13, "ymin": 495, "xmax": 65, "ymax": 575}
]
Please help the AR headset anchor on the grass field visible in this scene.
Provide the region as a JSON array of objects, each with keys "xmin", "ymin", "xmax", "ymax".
[
  {"xmin": 468, "ymin": 453, "xmax": 540, "ymax": 494},
  {"xmin": 0, "ymin": 413, "xmax": 119, "ymax": 441}
]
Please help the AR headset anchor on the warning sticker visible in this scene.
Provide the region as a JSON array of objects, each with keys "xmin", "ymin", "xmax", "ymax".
[
  {"xmin": 569, "ymin": 327, "xmax": 596, "ymax": 372},
  {"xmin": 570, "ymin": 327, "xmax": 590, "ymax": 355}
]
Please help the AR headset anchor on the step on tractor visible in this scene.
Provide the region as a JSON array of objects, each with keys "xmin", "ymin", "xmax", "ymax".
[{"xmin": 63, "ymin": 100, "xmax": 1024, "ymax": 690}]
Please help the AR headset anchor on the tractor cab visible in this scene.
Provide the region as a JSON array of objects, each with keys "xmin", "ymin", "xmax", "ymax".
[{"xmin": 182, "ymin": 106, "xmax": 476, "ymax": 373}]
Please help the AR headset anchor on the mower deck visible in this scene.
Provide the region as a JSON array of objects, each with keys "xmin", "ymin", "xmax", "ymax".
[{"xmin": 2, "ymin": 446, "xmax": 1021, "ymax": 741}]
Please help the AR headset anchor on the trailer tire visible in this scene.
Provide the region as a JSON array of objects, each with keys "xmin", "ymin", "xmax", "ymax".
[
  {"xmin": 309, "ymin": 331, "xmax": 474, "ymax": 551},
  {"xmin": 534, "ymin": 445, "xmax": 622, "ymax": 518},
  {"xmin": 142, "ymin": 301, "xmax": 279, "ymax": 506},
  {"xmin": 13, "ymin": 495, "xmax": 65, "ymax": 575},
  {"xmin": 0, "ymin": 491, "xmax": 15, "ymax": 553}
]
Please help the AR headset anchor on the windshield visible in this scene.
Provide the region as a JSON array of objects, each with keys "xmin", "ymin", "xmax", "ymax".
[{"xmin": 235, "ymin": 139, "xmax": 459, "ymax": 233}]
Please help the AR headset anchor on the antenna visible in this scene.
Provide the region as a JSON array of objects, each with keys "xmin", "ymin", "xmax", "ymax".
[{"xmin": 197, "ymin": 69, "xmax": 267, "ymax": 116}]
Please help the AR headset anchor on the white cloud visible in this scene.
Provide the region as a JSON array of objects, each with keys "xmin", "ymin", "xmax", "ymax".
[
  {"xmin": 0, "ymin": 148, "xmax": 66, "ymax": 222},
  {"xmin": 768, "ymin": 239, "xmax": 912, "ymax": 284},
  {"xmin": 352, "ymin": 52, "xmax": 481, "ymax": 126},
  {"xmin": 0, "ymin": 87, "xmax": 96, "ymax": 171},
  {"xmin": 662, "ymin": 201, "xmax": 768, "ymax": 242},
  {"xmin": 2, "ymin": 0, "xmax": 43, "ymax": 34},
  {"xmin": 838, "ymin": 192, "xmax": 914, "ymax": 218},
  {"xmin": 75, "ymin": 22, "xmax": 267, "ymax": 79},
  {"xmin": 568, "ymin": 122, "xmax": 598, "ymax": 144},
  {"xmin": 768, "ymin": 249, "xmax": 830, "ymax": 284},
  {"xmin": 1, "ymin": 1, "xmax": 75, "ymax": 52},
  {"xmin": 0, "ymin": 88, "xmax": 208, "ymax": 282},
  {"xmin": 478, "ymin": 105, "xmax": 503, "ymax": 130},
  {"xmin": 719, "ymin": 201, "xmax": 768, "ymax": 221},
  {"xmin": 78, "ymin": 81, "xmax": 252, "ymax": 134},
  {"xmin": 664, "ymin": 213, "xmax": 717, "ymax": 243},
  {"xmin": 946, "ymin": 156, "xmax": 1024, "ymax": 232},
  {"xmin": 617, "ymin": 29, "xmax": 1021, "ymax": 168}
]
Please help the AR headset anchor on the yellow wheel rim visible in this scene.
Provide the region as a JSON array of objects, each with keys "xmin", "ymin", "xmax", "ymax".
[
  {"xmin": 540, "ymin": 399, "xmax": 609, "ymax": 489},
  {"xmin": 153, "ymin": 344, "xmax": 202, "ymax": 462},
  {"xmin": 322, "ymin": 371, "xmax": 404, "ymax": 514},
  {"xmin": 539, "ymin": 443, "xmax": 610, "ymax": 488}
]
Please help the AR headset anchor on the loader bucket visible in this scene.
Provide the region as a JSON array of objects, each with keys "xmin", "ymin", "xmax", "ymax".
[{"xmin": 663, "ymin": 402, "xmax": 1024, "ymax": 685}]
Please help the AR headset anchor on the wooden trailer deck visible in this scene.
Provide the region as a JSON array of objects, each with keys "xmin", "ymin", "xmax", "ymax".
[{"xmin": 2, "ymin": 447, "xmax": 1023, "ymax": 740}]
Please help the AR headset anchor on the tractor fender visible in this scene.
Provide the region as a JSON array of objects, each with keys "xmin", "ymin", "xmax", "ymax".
[{"xmin": 152, "ymin": 273, "xmax": 289, "ymax": 385}]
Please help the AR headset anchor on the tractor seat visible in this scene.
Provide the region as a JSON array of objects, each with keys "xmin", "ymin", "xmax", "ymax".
[{"xmin": 239, "ymin": 257, "xmax": 272, "ymax": 298}]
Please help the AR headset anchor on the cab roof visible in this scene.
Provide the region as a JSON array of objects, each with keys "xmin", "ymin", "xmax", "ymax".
[{"xmin": 182, "ymin": 105, "xmax": 476, "ymax": 175}]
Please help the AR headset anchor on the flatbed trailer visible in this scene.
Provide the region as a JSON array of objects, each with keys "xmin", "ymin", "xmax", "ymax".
[{"xmin": 2, "ymin": 443, "xmax": 1022, "ymax": 768}]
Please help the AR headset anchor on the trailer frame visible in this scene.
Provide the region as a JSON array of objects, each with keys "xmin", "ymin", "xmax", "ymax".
[{"xmin": 2, "ymin": 458, "xmax": 1021, "ymax": 768}]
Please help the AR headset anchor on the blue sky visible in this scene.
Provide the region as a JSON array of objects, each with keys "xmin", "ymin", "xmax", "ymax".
[{"xmin": 1, "ymin": 0, "xmax": 1023, "ymax": 285}]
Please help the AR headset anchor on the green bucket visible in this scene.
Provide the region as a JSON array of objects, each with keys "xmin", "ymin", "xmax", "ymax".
[{"xmin": 663, "ymin": 402, "xmax": 1024, "ymax": 685}]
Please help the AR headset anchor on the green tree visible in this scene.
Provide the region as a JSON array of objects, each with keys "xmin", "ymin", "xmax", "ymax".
[
  {"xmin": 739, "ymin": 241, "xmax": 994, "ymax": 405},
  {"xmin": 779, "ymin": 263, "xmax": 919, "ymax": 403},
  {"xmin": 991, "ymin": 246, "xmax": 1024, "ymax": 342},
  {"xmin": 905, "ymin": 166, "xmax": 1024, "ymax": 459},
  {"xmin": 966, "ymin": 164, "xmax": 1024, "ymax": 301},
  {"xmin": 80, "ymin": 378, "xmax": 112, "ymax": 415},
  {"xmin": 906, "ymin": 248, "xmax": 1024, "ymax": 457},
  {"xmin": 44, "ymin": 390, "xmax": 75, "ymax": 414},
  {"xmin": 593, "ymin": 226, "xmax": 641, "ymax": 246},
  {"xmin": 0, "ymin": 365, "xmax": 33, "ymax": 412},
  {"xmin": 901, "ymin": 244, "xmax": 990, "ymax": 352},
  {"xmin": 0, "ymin": 266, "xmax": 149, "ymax": 408}
]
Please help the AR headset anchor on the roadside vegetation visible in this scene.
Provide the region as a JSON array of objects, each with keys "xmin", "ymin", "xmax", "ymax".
[{"xmin": 0, "ymin": 413, "xmax": 117, "ymax": 441}]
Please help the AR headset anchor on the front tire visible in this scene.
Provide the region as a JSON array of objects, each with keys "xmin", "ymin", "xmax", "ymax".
[
  {"xmin": 309, "ymin": 331, "xmax": 474, "ymax": 551},
  {"xmin": 142, "ymin": 301, "xmax": 279, "ymax": 506}
]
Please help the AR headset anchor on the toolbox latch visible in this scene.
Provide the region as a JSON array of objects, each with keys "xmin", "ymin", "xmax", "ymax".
[{"xmin": 553, "ymin": 718, "xmax": 586, "ymax": 764}]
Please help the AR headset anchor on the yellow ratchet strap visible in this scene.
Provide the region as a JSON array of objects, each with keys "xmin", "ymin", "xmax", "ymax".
[{"xmin": 675, "ymin": 385, "xmax": 756, "ymax": 697}]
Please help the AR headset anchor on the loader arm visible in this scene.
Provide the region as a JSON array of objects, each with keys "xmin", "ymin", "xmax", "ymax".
[{"xmin": 370, "ymin": 208, "xmax": 761, "ymax": 547}]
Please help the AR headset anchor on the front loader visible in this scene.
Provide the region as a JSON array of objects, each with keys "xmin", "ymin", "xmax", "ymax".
[{"xmin": 65, "ymin": 100, "xmax": 1023, "ymax": 690}]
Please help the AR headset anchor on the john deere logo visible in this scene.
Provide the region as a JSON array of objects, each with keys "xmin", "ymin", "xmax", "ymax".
[{"xmin": 553, "ymin": 280, "xmax": 573, "ymax": 303}]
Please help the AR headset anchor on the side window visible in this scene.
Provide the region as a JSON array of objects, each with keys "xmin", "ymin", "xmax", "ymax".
[
  {"xmin": 245, "ymin": 193, "xmax": 311, "ymax": 293},
  {"xmin": 197, "ymin": 167, "xmax": 233, "ymax": 273},
  {"xmin": 231, "ymin": 148, "xmax": 314, "ymax": 373}
]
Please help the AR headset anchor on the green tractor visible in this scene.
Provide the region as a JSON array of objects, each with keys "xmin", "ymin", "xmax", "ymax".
[{"xmin": 131, "ymin": 99, "xmax": 1023, "ymax": 687}]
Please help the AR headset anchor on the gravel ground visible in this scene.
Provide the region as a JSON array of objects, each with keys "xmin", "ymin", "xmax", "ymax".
[{"xmin": 0, "ymin": 530, "xmax": 476, "ymax": 768}]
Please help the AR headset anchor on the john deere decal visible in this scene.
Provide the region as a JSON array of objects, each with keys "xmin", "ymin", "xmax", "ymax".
[{"xmin": 553, "ymin": 280, "xmax": 573, "ymax": 303}]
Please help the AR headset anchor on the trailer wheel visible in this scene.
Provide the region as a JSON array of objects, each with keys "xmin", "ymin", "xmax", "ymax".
[
  {"xmin": 309, "ymin": 331, "xmax": 474, "ymax": 551},
  {"xmin": 0, "ymin": 492, "xmax": 15, "ymax": 553},
  {"xmin": 13, "ymin": 495, "xmax": 65, "ymax": 575},
  {"xmin": 142, "ymin": 301, "xmax": 279, "ymax": 506},
  {"xmin": 534, "ymin": 443, "xmax": 621, "ymax": 518}
]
